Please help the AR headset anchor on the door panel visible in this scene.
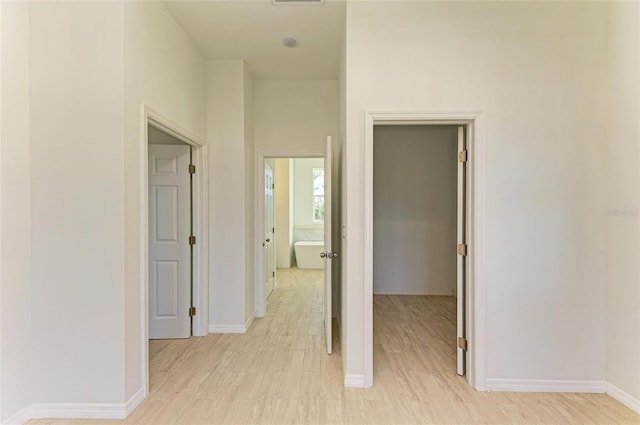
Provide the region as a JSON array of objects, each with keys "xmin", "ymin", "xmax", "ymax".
[
  {"xmin": 149, "ymin": 145, "xmax": 191, "ymax": 339},
  {"xmin": 324, "ymin": 136, "xmax": 333, "ymax": 354},
  {"xmin": 265, "ymin": 164, "xmax": 276, "ymax": 298},
  {"xmin": 154, "ymin": 260, "xmax": 179, "ymax": 317},
  {"xmin": 456, "ymin": 126, "xmax": 466, "ymax": 376},
  {"xmin": 154, "ymin": 186, "xmax": 178, "ymax": 241}
]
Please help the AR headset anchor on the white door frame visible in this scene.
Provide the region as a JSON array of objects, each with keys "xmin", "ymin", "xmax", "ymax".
[
  {"xmin": 364, "ymin": 110, "xmax": 486, "ymax": 390},
  {"xmin": 255, "ymin": 151, "xmax": 324, "ymax": 318},
  {"xmin": 140, "ymin": 105, "xmax": 209, "ymax": 395}
]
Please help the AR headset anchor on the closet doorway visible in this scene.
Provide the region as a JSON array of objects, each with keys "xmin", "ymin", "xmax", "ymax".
[{"xmin": 363, "ymin": 111, "xmax": 484, "ymax": 389}]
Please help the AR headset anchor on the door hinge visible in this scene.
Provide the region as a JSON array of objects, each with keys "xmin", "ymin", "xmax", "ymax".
[
  {"xmin": 272, "ymin": 271, "xmax": 275, "ymax": 278},
  {"xmin": 272, "ymin": 227, "xmax": 275, "ymax": 233},
  {"xmin": 189, "ymin": 306, "xmax": 196, "ymax": 317},
  {"xmin": 272, "ymin": 183, "xmax": 275, "ymax": 189},
  {"xmin": 458, "ymin": 150, "xmax": 468, "ymax": 163},
  {"xmin": 189, "ymin": 164, "xmax": 196, "ymax": 174},
  {"xmin": 189, "ymin": 235, "xmax": 196, "ymax": 245},
  {"xmin": 457, "ymin": 243, "xmax": 467, "ymax": 256},
  {"xmin": 458, "ymin": 337, "xmax": 468, "ymax": 351}
]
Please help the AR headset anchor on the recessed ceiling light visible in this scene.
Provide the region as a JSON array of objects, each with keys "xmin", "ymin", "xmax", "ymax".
[{"xmin": 283, "ymin": 36, "xmax": 299, "ymax": 48}]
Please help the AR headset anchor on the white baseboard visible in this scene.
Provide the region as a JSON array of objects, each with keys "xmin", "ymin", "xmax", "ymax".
[
  {"xmin": 1, "ymin": 390, "xmax": 145, "ymax": 425},
  {"xmin": 208, "ymin": 312, "xmax": 256, "ymax": 334},
  {"xmin": 607, "ymin": 382, "xmax": 640, "ymax": 414},
  {"xmin": 125, "ymin": 387, "xmax": 145, "ymax": 416},
  {"xmin": 373, "ymin": 289, "xmax": 454, "ymax": 296},
  {"xmin": 2, "ymin": 405, "xmax": 31, "ymax": 425},
  {"xmin": 344, "ymin": 374, "xmax": 366, "ymax": 388},
  {"xmin": 208, "ymin": 324, "xmax": 245, "ymax": 333},
  {"xmin": 485, "ymin": 379, "xmax": 606, "ymax": 393},
  {"xmin": 30, "ymin": 402, "xmax": 128, "ymax": 420}
]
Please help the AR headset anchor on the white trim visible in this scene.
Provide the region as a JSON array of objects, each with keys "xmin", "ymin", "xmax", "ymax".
[
  {"xmin": 607, "ymin": 382, "xmax": 640, "ymax": 414},
  {"xmin": 344, "ymin": 374, "xmax": 366, "ymax": 388},
  {"xmin": 30, "ymin": 403, "xmax": 128, "ymax": 420},
  {"xmin": 364, "ymin": 112, "xmax": 374, "ymax": 389},
  {"xmin": 254, "ymin": 151, "xmax": 324, "ymax": 318},
  {"xmin": 208, "ymin": 324, "xmax": 247, "ymax": 334},
  {"xmin": 192, "ymin": 144, "xmax": 210, "ymax": 339},
  {"xmin": 364, "ymin": 110, "xmax": 486, "ymax": 391},
  {"xmin": 2, "ymin": 405, "xmax": 31, "ymax": 425},
  {"xmin": 140, "ymin": 104, "xmax": 209, "ymax": 397},
  {"xmin": 486, "ymin": 379, "xmax": 606, "ymax": 393},
  {"xmin": 125, "ymin": 388, "xmax": 145, "ymax": 417},
  {"xmin": 372, "ymin": 290, "xmax": 454, "ymax": 296},
  {"xmin": 245, "ymin": 311, "xmax": 256, "ymax": 331}
]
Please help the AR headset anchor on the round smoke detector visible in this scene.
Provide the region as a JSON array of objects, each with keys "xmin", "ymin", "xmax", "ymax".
[{"xmin": 282, "ymin": 36, "xmax": 299, "ymax": 48}]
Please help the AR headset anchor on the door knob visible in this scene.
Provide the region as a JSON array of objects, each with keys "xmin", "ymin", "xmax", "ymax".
[
  {"xmin": 330, "ymin": 252, "xmax": 338, "ymax": 258},
  {"xmin": 320, "ymin": 252, "xmax": 326, "ymax": 258},
  {"xmin": 265, "ymin": 239, "xmax": 270, "ymax": 243}
]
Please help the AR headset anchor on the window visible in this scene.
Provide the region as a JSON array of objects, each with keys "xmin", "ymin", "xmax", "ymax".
[{"xmin": 313, "ymin": 167, "xmax": 324, "ymax": 223}]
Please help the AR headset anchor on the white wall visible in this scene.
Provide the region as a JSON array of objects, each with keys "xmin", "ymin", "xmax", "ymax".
[
  {"xmin": 123, "ymin": 0, "xmax": 206, "ymax": 400},
  {"xmin": 0, "ymin": 1, "xmax": 32, "ymax": 421},
  {"xmin": 373, "ymin": 126, "xmax": 456, "ymax": 296},
  {"xmin": 274, "ymin": 159, "xmax": 293, "ymax": 268},
  {"xmin": 339, "ymin": 31, "xmax": 348, "ymax": 370},
  {"xmin": 29, "ymin": 1, "xmax": 126, "ymax": 404},
  {"xmin": 293, "ymin": 158, "xmax": 325, "ymax": 235},
  {"xmin": 254, "ymin": 80, "xmax": 339, "ymax": 154},
  {"xmin": 344, "ymin": 1, "xmax": 608, "ymax": 384},
  {"xmin": 605, "ymin": 0, "xmax": 640, "ymax": 407},
  {"xmin": 244, "ymin": 66, "xmax": 255, "ymax": 323},
  {"xmin": 207, "ymin": 60, "xmax": 254, "ymax": 329}
]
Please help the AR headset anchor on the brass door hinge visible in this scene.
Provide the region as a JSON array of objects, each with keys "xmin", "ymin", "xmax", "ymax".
[
  {"xmin": 189, "ymin": 235, "xmax": 196, "ymax": 245},
  {"xmin": 189, "ymin": 164, "xmax": 196, "ymax": 174},
  {"xmin": 458, "ymin": 337, "xmax": 468, "ymax": 351},
  {"xmin": 458, "ymin": 150, "xmax": 468, "ymax": 163},
  {"xmin": 457, "ymin": 243, "xmax": 467, "ymax": 256},
  {"xmin": 189, "ymin": 306, "xmax": 196, "ymax": 317}
]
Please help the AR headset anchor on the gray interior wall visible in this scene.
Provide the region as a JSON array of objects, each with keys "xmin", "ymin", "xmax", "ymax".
[{"xmin": 373, "ymin": 125, "xmax": 457, "ymax": 295}]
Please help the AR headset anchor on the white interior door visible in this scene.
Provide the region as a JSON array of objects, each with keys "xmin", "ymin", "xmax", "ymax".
[
  {"xmin": 456, "ymin": 126, "xmax": 467, "ymax": 375},
  {"xmin": 149, "ymin": 144, "xmax": 191, "ymax": 339},
  {"xmin": 323, "ymin": 136, "xmax": 333, "ymax": 354},
  {"xmin": 265, "ymin": 164, "xmax": 276, "ymax": 298}
]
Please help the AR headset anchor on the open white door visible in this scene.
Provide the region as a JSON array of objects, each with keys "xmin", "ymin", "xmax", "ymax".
[
  {"xmin": 456, "ymin": 126, "xmax": 467, "ymax": 375},
  {"xmin": 265, "ymin": 164, "xmax": 276, "ymax": 298},
  {"xmin": 322, "ymin": 136, "xmax": 334, "ymax": 354},
  {"xmin": 149, "ymin": 145, "xmax": 192, "ymax": 339}
]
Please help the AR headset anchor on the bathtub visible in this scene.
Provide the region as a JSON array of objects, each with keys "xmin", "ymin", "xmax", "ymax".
[{"xmin": 294, "ymin": 241, "xmax": 325, "ymax": 269}]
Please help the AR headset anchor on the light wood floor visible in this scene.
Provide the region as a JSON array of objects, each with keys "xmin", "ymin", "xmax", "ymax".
[{"xmin": 28, "ymin": 268, "xmax": 639, "ymax": 425}]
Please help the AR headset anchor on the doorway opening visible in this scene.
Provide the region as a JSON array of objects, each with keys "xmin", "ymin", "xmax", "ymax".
[
  {"xmin": 373, "ymin": 124, "xmax": 463, "ymax": 383},
  {"xmin": 147, "ymin": 126, "xmax": 194, "ymax": 339},
  {"xmin": 263, "ymin": 158, "xmax": 324, "ymax": 298},
  {"xmin": 363, "ymin": 111, "xmax": 485, "ymax": 390},
  {"xmin": 255, "ymin": 138, "xmax": 338, "ymax": 355},
  {"xmin": 141, "ymin": 106, "xmax": 208, "ymax": 396}
]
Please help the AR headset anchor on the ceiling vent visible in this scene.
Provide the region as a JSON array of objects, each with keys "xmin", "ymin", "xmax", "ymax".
[{"xmin": 272, "ymin": 0, "xmax": 324, "ymax": 6}]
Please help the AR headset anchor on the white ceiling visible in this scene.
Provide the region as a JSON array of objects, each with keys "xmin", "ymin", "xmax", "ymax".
[{"xmin": 163, "ymin": 0, "xmax": 346, "ymax": 80}]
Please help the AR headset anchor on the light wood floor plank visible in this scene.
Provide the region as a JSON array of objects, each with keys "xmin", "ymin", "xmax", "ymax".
[{"xmin": 26, "ymin": 268, "xmax": 640, "ymax": 425}]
